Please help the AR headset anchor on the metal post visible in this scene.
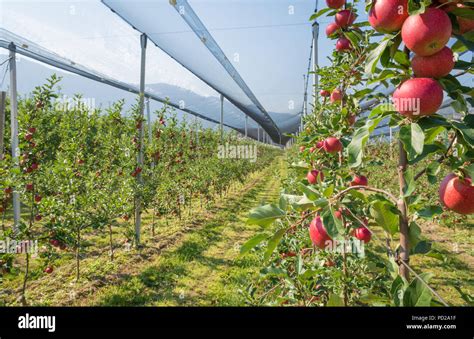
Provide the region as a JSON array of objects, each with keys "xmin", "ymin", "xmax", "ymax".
[
  {"xmin": 245, "ymin": 115, "xmax": 248, "ymax": 138},
  {"xmin": 220, "ymin": 94, "xmax": 224, "ymax": 143},
  {"xmin": 312, "ymin": 8, "xmax": 319, "ymax": 107},
  {"xmin": 9, "ymin": 45, "xmax": 20, "ymax": 231},
  {"xmin": 257, "ymin": 127, "xmax": 260, "ymax": 142},
  {"xmin": 0, "ymin": 91, "xmax": 6, "ymax": 158},
  {"xmin": 135, "ymin": 33, "xmax": 147, "ymax": 248},
  {"xmin": 146, "ymin": 98, "xmax": 154, "ymax": 168}
]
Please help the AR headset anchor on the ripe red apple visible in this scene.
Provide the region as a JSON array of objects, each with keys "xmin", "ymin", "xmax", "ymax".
[
  {"xmin": 28, "ymin": 127, "xmax": 36, "ymax": 134},
  {"xmin": 316, "ymin": 141, "xmax": 324, "ymax": 149},
  {"xmin": 35, "ymin": 214, "xmax": 42, "ymax": 222},
  {"xmin": 30, "ymin": 163, "xmax": 39, "ymax": 170},
  {"xmin": 392, "ymin": 78, "xmax": 443, "ymax": 117},
  {"xmin": 320, "ymin": 90, "xmax": 331, "ymax": 97},
  {"xmin": 351, "ymin": 174, "xmax": 368, "ymax": 186},
  {"xmin": 299, "ymin": 146, "xmax": 306, "ymax": 152},
  {"xmin": 326, "ymin": 22, "xmax": 340, "ymax": 37},
  {"xmin": 323, "ymin": 137, "xmax": 343, "ymax": 153},
  {"xmin": 336, "ymin": 37, "xmax": 352, "ymax": 52},
  {"xmin": 335, "ymin": 10, "xmax": 357, "ymax": 28},
  {"xmin": 49, "ymin": 239, "xmax": 60, "ymax": 247},
  {"xmin": 309, "ymin": 216, "xmax": 332, "ymax": 249},
  {"xmin": 25, "ymin": 133, "xmax": 33, "ymax": 142},
  {"xmin": 326, "ymin": 0, "xmax": 345, "ymax": 9},
  {"xmin": 44, "ymin": 266, "xmax": 53, "ymax": 274},
  {"xmin": 34, "ymin": 194, "xmax": 42, "ymax": 203},
  {"xmin": 334, "ymin": 209, "xmax": 343, "ymax": 219},
  {"xmin": 330, "ymin": 89, "xmax": 343, "ymax": 103},
  {"xmin": 309, "ymin": 146, "xmax": 316, "ymax": 153},
  {"xmin": 369, "ymin": 0, "xmax": 409, "ymax": 33},
  {"xmin": 401, "ymin": 8, "xmax": 452, "ymax": 56},
  {"xmin": 307, "ymin": 169, "xmax": 324, "ymax": 184},
  {"xmin": 4, "ymin": 187, "xmax": 12, "ymax": 195},
  {"xmin": 26, "ymin": 183, "xmax": 34, "ymax": 191},
  {"xmin": 439, "ymin": 173, "xmax": 474, "ymax": 214},
  {"xmin": 123, "ymin": 214, "xmax": 130, "ymax": 221},
  {"xmin": 354, "ymin": 226, "xmax": 372, "ymax": 243},
  {"xmin": 411, "ymin": 46, "xmax": 454, "ymax": 78}
]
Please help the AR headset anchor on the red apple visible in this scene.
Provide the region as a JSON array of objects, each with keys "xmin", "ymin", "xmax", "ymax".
[
  {"xmin": 401, "ymin": 8, "xmax": 452, "ymax": 56},
  {"xmin": 25, "ymin": 133, "xmax": 33, "ymax": 142},
  {"xmin": 59, "ymin": 243, "xmax": 67, "ymax": 250},
  {"xmin": 320, "ymin": 90, "xmax": 331, "ymax": 97},
  {"xmin": 351, "ymin": 174, "xmax": 368, "ymax": 186},
  {"xmin": 354, "ymin": 226, "xmax": 372, "ymax": 243},
  {"xmin": 309, "ymin": 216, "xmax": 332, "ymax": 249},
  {"xmin": 323, "ymin": 137, "xmax": 343, "ymax": 153},
  {"xmin": 44, "ymin": 266, "xmax": 53, "ymax": 274},
  {"xmin": 335, "ymin": 10, "xmax": 357, "ymax": 28},
  {"xmin": 326, "ymin": 22, "xmax": 340, "ymax": 37},
  {"xmin": 34, "ymin": 194, "xmax": 42, "ymax": 203},
  {"xmin": 30, "ymin": 163, "xmax": 39, "ymax": 170},
  {"xmin": 28, "ymin": 127, "xmax": 36, "ymax": 134},
  {"xmin": 411, "ymin": 47, "xmax": 454, "ymax": 78},
  {"xmin": 316, "ymin": 141, "xmax": 324, "ymax": 149},
  {"xmin": 35, "ymin": 214, "xmax": 42, "ymax": 222},
  {"xmin": 4, "ymin": 187, "xmax": 12, "ymax": 195},
  {"xmin": 334, "ymin": 209, "xmax": 343, "ymax": 219},
  {"xmin": 299, "ymin": 146, "xmax": 306, "ymax": 152},
  {"xmin": 392, "ymin": 78, "xmax": 443, "ymax": 117},
  {"xmin": 330, "ymin": 89, "xmax": 343, "ymax": 103},
  {"xmin": 369, "ymin": 0, "xmax": 409, "ymax": 33},
  {"xmin": 336, "ymin": 37, "xmax": 352, "ymax": 51},
  {"xmin": 26, "ymin": 183, "xmax": 34, "ymax": 191},
  {"xmin": 439, "ymin": 173, "xmax": 474, "ymax": 214},
  {"xmin": 309, "ymin": 146, "xmax": 316, "ymax": 153},
  {"xmin": 49, "ymin": 239, "xmax": 60, "ymax": 247},
  {"xmin": 326, "ymin": 0, "xmax": 345, "ymax": 9},
  {"xmin": 307, "ymin": 170, "xmax": 324, "ymax": 184}
]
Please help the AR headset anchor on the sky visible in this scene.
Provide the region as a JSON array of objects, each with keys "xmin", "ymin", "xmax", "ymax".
[{"xmin": 0, "ymin": 0, "xmax": 345, "ymax": 110}]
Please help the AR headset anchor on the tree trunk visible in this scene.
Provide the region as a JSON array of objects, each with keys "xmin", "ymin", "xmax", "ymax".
[{"xmin": 397, "ymin": 140, "xmax": 410, "ymax": 280}]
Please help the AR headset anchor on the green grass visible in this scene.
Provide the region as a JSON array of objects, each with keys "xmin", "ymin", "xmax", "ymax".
[{"xmin": 1, "ymin": 156, "xmax": 285, "ymax": 306}]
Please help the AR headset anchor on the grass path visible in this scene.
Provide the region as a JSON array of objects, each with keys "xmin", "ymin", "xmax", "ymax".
[{"xmin": 84, "ymin": 156, "xmax": 285, "ymax": 306}]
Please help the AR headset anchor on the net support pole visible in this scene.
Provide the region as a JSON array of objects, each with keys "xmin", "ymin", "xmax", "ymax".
[
  {"xmin": 245, "ymin": 115, "xmax": 248, "ymax": 138},
  {"xmin": 146, "ymin": 98, "xmax": 154, "ymax": 168},
  {"xmin": 8, "ymin": 44, "xmax": 20, "ymax": 232},
  {"xmin": 257, "ymin": 126, "xmax": 260, "ymax": 142},
  {"xmin": 0, "ymin": 91, "xmax": 6, "ymax": 158},
  {"xmin": 135, "ymin": 33, "xmax": 147, "ymax": 248},
  {"xmin": 220, "ymin": 94, "xmax": 224, "ymax": 143},
  {"xmin": 312, "ymin": 19, "xmax": 319, "ymax": 107}
]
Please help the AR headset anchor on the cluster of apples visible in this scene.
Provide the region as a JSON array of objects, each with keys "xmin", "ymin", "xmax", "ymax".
[
  {"xmin": 325, "ymin": 0, "xmax": 357, "ymax": 52},
  {"xmin": 368, "ymin": 1, "xmax": 474, "ymax": 214}
]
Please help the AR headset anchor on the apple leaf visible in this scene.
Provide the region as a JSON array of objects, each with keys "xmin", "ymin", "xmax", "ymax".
[
  {"xmin": 321, "ymin": 208, "xmax": 341, "ymax": 239},
  {"xmin": 247, "ymin": 204, "xmax": 285, "ymax": 227},
  {"xmin": 403, "ymin": 169, "xmax": 415, "ymax": 197},
  {"xmin": 400, "ymin": 123, "xmax": 425, "ymax": 161},
  {"xmin": 365, "ymin": 39, "xmax": 391, "ymax": 75},
  {"xmin": 264, "ymin": 228, "xmax": 287, "ymax": 261},
  {"xmin": 327, "ymin": 294, "xmax": 345, "ymax": 306},
  {"xmin": 370, "ymin": 200, "xmax": 399, "ymax": 235},
  {"xmin": 348, "ymin": 116, "xmax": 384, "ymax": 167},
  {"xmin": 240, "ymin": 233, "xmax": 269, "ymax": 255},
  {"xmin": 403, "ymin": 272, "xmax": 434, "ymax": 306},
  {"xmin": 416, "ymin": 205, "xmax": 443, "ymax": 219},
  {"xmin": 408, "ymin": 221, "xmax": 422, "ymax": 249}
]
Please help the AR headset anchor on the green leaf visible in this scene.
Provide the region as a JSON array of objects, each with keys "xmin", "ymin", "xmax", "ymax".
[
  {"xmin": 365, "ymin": 39, "xmax": 391, "ymax": 75},
  {"xmin": 451, "ymin": 7, "xmax": 474, "ymax": 20},
  {"xmin": 298, "ymin": 182, "xmax": 320, "ymax": 201},
  {"xmin": 309, "ymin": 8, "xmax": 333, "ymax": 21},
  {"xmin": 408, "ymin": 221, "xmax": 422, "ymax": 249},
  {"xmin": 322, "ymin": 208, "xmax": 341, "ymax": 239},
  {"xmin": 464, "ymin": 163, "xmax": 474, "ymax": 179},
  {"xmin": 400, "ymin": 123, "xmax": 425, "ymax": 161},
  {"xmin": 264, "ymin": 228, "xmax": 287, "ymax": 261},
  {"xmin": 348, "ymin": 116, "xmax": 384, "ymax": 167},
  {"xmin": 411, "ymin": 240, "xmax": 432, "ymax": 255},
  {"xmin": 240, "ymin": 233, "xmax": 269, "ymax": 255},
  {"xmin": 247, "ymin": 204, "xmax": 285, "ymax": 227},
  {"xmin": 403, "ymin": 169, "xmax": 415, "ymax": 197},
  {"xmin": 452, "ymin": 115, "xmax": 474, "ymax": 147},
  {"xmin": 416, "ymin": 205, "xmax": 443, "ymax": 219},
  {"xmin": 391, "ymin": 275, "xmax": 408, "ymax": 306},
  {"xmin": 370, "ymin": 200, "xmax": 399, "ymax": 235},
  {"xmin": 403, "ymin": 272, "xmax": 433, "ymax": 306}
]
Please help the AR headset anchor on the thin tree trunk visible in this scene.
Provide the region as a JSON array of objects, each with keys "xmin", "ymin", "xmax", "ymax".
[{"xmin": 397, "ymin": 140, "xmax": 410, "ymax": 280}]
